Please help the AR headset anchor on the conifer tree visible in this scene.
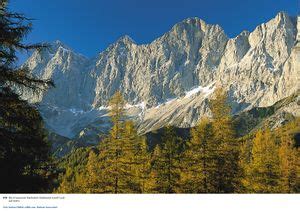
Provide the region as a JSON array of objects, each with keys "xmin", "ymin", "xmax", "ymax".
[
  {"xmin": 129, "ymin": 127, "xmax": 150, "ymax": 193},
  {"xmin": 146, "ymin": 126, "xmax": 182, "ymax": 193},
  {"xmin": 145, "ymin": 145, "xmax": 162, "ymax": 193},
  {"xmin": 132, "ymin": 134, "xmax": 151, "ymax": 193},
  {"xmin": 54, "ymin": 167, "xmax": 84, "ymax": 193},
  {"xmin": 179, "ymin": 118, "xmax": 218, "ymax": 193},
  {"xmin": 209, "ymin": 88, "xmax": 240, "ymax": 193},
  {"xmin": 82, "ymin": 150, "xmax": 103, "ymax": 193},
  {"xmin": 109, "ymin": 91, "xmax": 126, "ymax": 140},
  {"xmin": 238, "ymin": 136, "xmax": 253, "ymax": 193},
  {"xmin": 119, "ymin": 120, "xmax": 149, "ymax": 193},
  {"xmin": 0, "ymin": 0, "xmax": 53, "ymax": 193},
  {"xmin": 54, "ymin": 147, "xmax": 91, "ymax": 193},
  {"xmin": 278, "ymin": 130, "xmax": 299, "ymax": 193},
  {"xmin": 242, "ymin": 129, "xmax": 281, "ymax": 193},
  {"xmin": 83, "ymin": 92, "xmax": 150, "ymax": 193}
]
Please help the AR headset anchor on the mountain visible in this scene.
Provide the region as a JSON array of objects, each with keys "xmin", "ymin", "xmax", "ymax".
[
  {"xmin": 21, "ymin": 12, "xmax": 300, "ymax": 154},
  {"xmin": 49, "ymin": 91, "xmax": 299, "ymax": 157}
]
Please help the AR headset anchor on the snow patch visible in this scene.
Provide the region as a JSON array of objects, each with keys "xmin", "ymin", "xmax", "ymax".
[
  {"xmin": 185, "ymin": 83, "xmax": 216, "ymax": 98},
  {"xmin": 137, "ymin": 102, "xmax": 146, "ymax": 119},
  {"xmin": 185, "ymin": 87, "xmax": 203, "ymax": 98},
  {"xmin": 155, "ymin": 98, "xmax": 176, "ymax": 109},
  {"xmin": 136, "ymin": 102, "xmax": 146, "ymax": 110},
  {"xmin": 99, "ymin": 102, "xmax": 146, "ymax": 111},
  {"xmin": 125, "ymin": 102, "xmax": 146, "ymax": 110},
  {"xmin": 98, "ymin": 105, "xmax": 110, "ymax": 110}
]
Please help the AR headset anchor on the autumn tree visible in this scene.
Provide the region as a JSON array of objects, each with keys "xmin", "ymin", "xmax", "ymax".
[
  {"xmin": 130, "ymin": 128, "xmax": 151, "ymax": 193},
  {"xmin": 54, "ymin": 147, "xmax": 91, "ymax": 193},
  {"xmin": 277, "ymin": 122, "xmax": 300, "ymax": 193},
  {"xmin": 179, "ymin": 118, "xmax": 219, "ymax": 193},
  {"xmin": 242, "ymin": 129, "xmax": 281, "ymax": 193},
  {"xmin": 54, "ymin": 167, "xmax": 85, "ymax": 193},
  {"xmin": 146, "ymin": 126, "xmax": 182, "ymax": 193},
  {"xmin": 144, "ymin": 145, "xmax": 161, "ymax": 193},
  {"xmin": 80, "ymin": 150, "xmax": 103, "ymax": 193},
  {"xmin": 209, "ymin": 88, "xmax": 240, "ymax": 193},
  {"xmin": 83, "ymin": 92, "xmax": 150, "ymax": 193}
]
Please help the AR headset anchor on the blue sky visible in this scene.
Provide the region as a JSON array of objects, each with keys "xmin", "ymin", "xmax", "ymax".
[{"xmin": 10, "ymin": 0, "xmax": 298, "ymax": 58}]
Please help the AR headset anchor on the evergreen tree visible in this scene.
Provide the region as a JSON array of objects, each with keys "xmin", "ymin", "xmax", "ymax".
[
  {"xmin": 0, "ymin": 0, "xmax": 53, "ymax": 193},
  {"xmin": 179, "ymin": 118, "xmax": 218, "ymax": 193},
  {"xmin": 146, "ymin": 126, "xmax": 182, "ymax": 193},
  {"xmin": 242, "ymin": 129, "xmax": 281, "ymax": 193},
  {"xmin": 209, "ymin": 88, "xmax": 240, "ymax": 193}
]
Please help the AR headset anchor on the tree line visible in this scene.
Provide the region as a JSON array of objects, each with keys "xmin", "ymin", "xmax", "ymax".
[{"xmin": 55, "ymin": 91, "xmax": 300, "ymax": 193}]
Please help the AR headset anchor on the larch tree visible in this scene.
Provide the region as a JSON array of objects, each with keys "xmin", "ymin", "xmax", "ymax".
[
  {"xmin": 209, "ymin": 88, "xmax": 240, "ymax": 193},
  {"xmin": 242, "ymin": 129, "xmax": 281, "ymax": 193},
  {"xmin": 54, "ymin": 147, "xmax": 91, "ymax": 193},
  {"xmin": 131, "ymin": 130, "xmax": 151, "ymax": 193},
  {"xmin": 54, "ymin": 167, "xmax": 84, "ymax": 193},
  {"xmin": 144, "ymin": 145, "xmax": 162, "ymax": 193},
  {"xmin": 120, "ymin": 120, "xmax": 150, "ymax": 193},
  {"xmin": 137, "ymin": 139, "xmax": 151, "ymax": 193},
  {"xmin": 146, "ymin": 126, "xmax": 182, "ymax": 193},
  {"xmin": 238, "ymin": 136, "xmax": 253, "ymax": 193},
  {"xmin": 82, "ymin": 150, "xmax": 103, "ymax": 193},
  {"xmin": 277, "ymin": 126, "xmax": 299, "ymax": 193},
  {"xmin": 179, "ymin": 118, "xmax": 219, "ymax": 193},
  {"xmin": 83, "ymin": 92, "xmax": 150, "ymax": 193}
]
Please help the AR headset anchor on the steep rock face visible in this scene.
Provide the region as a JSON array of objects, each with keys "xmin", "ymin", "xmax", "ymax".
[
  {"xmin": 216, "ymin": 12, "xmax": 297, "ymax": 108},
  {"xmin": 90, "ymin": 18, "xmax": 228, "ymax": 107},
  {"xmin": 22, "ymin": 12, "xmax": 299, "ymax": 139},
  {"xmin": 24, "ymin": 41, "xmax": 91, "ymax": 109}
]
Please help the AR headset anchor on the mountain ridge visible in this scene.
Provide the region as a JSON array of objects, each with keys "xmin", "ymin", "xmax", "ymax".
[{"xmin": 21, "ymin": 12, "xmax": 300, "ymax": 145}]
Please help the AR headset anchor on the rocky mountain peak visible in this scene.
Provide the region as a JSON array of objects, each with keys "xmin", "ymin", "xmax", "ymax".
[
  {"xmin": 43, "ymin": 40, "xmax": 75, "ymax": 57},
  {"xmin": 275, "ymin": 11, "xmax": 290, "ymax": 23},
  {"xmin": 160, "ymin": 16, "xmax": 226, "ymax": 43},
  {"xmin": 108, "ymin": 35, "xmax": 136, "ymax": 50},
  {"xmin": 116, "ymin": 35, "xmax": 135, "ymax": 44},
  {"xmin": 22, "ymin": 12, "xmax": 300, "ymax": 140}
]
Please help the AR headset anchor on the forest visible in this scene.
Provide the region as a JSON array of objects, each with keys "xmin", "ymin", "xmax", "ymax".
[
  {"xmin": 0, "ymin": 0, "xmax": 299, "ymax": 194},
  {"xmin": 53, "ymin": 91, "xmax": 300, "ymax": 193}
]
